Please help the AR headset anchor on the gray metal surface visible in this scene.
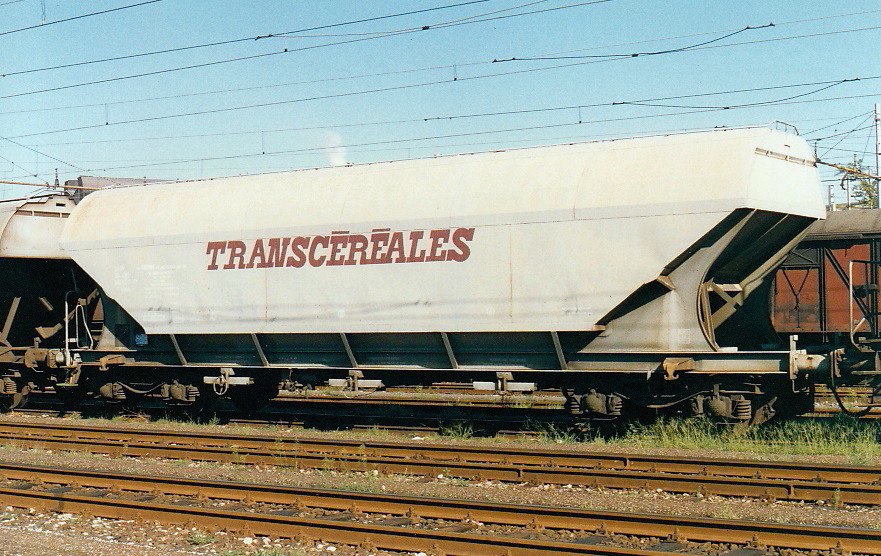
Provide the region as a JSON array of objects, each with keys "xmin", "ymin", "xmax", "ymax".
[
  {"xmin": 60, "ymin": 128, "xmax": 825, "ymax": 357},
  {"xmin": 804, "ymin": 208, "xmax": 881, "ymax": 239}
]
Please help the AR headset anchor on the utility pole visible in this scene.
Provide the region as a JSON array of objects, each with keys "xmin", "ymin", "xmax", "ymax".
[
  {"xmin": 846, "ymin": 155, "xmax": 853, "ymax": 209},
  {"xmin": 875, "ymin": 103, "xmax": 881, "ymax": 208}
]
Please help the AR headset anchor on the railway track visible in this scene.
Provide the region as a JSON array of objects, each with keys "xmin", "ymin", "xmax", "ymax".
[
  {"xmin": 0, "ymin": 420, "xmax": 878, "ymax": 506},
  {"xmin": 809, "ymin": 407, "xmax": 881, "ymax": 419},
  {"xmin": 0, "ymin": 460, "xmax": 878, "ymax": 554}
]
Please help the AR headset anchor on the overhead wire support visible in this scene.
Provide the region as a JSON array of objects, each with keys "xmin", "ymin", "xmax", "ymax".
[
  {"xmin": 0, "ymin": 179, "xmax": 51, "ymax": 187},
  {"xmin": 816, "ymin": 160, "xmax": 881, "ymax": 181},
  {"xmin": 875, "ymin": 103, "xmax": 881, "ymax": 207}
]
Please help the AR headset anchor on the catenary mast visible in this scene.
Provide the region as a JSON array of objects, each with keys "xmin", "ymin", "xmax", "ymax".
[{"xmin": 875, "ymin": 103, "xmax": 880, "ymax": 208}]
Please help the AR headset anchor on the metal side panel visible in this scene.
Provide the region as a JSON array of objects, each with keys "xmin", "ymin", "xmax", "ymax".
[
  {"xmin": 61, "ymin": 128, "xmax": 825, "ymax": 340},
  {"xmin": 0, "ymin": 195, "xmax": 75, "ymax": 259}
]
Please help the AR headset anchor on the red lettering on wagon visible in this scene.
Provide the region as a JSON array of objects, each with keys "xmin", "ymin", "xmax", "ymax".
[{"xmin": 206, "ymin": 227, "xmax": 476, "ymax": 270}]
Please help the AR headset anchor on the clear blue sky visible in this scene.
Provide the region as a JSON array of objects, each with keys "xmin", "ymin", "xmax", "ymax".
[{"xmin": 0, "ymin": 0, "xmax": 878, "ymax": 201}]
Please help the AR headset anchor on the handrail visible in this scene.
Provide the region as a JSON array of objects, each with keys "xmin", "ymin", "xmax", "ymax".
[{"xmin": 848, "ymin": 259, "xmax": 881, "ymax": 352}]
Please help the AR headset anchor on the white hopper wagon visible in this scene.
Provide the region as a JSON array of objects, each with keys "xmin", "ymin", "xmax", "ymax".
[{"xmin": 3, "ymin": 127, "xmax": 832, "ymax": 421}]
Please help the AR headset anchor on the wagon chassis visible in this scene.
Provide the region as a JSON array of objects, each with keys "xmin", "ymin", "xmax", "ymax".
[{"xmin": 0, "ymin": 339, "xmax": 826, "ymax": 425}]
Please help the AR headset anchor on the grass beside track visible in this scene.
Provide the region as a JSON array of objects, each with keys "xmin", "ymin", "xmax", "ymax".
[
  {"xmin": 433, "ymin": 416, "xmax": 881, "ymax": 463},
  {"xmin": 581, "ymin": 416, "xmax": 881, "ymax": 463},
  {"xmin": 13, "ymin": 408, "xmax": 881, "ymax": 463}
]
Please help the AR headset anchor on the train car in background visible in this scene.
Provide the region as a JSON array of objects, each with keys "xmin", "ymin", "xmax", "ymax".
[{"xmin": 771, "ymin": 209, "xmax": 881, "ymax": 413}]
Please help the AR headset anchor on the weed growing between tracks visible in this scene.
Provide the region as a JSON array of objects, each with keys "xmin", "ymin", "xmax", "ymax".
[
  {"xmin": 604, "ymin": 416, "xmax": 881, "ymax": 462},
  {"xmin": 437, "ymin": 421, "xmax": 474, "ymax": 439},
  {"xmin": 186, "ymin": 531, "xmax": 216, "ymax": 546},
  {"xmin": 515, "ymin": 416, "xmax": 881, "ymax": 461},
  {"xmin": 5, "ymin": 410, "xmax": 879, "ymax": 463}
]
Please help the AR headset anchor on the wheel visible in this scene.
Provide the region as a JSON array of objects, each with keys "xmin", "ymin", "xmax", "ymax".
[{"xmin": 168, "ymin": 384, "xmax": 221, "ymax": 423}]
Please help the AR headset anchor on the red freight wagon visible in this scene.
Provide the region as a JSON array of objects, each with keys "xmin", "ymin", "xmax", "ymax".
[{"xmin": 773, "ymin": 209, "xmax": 881, "ymax": 350}]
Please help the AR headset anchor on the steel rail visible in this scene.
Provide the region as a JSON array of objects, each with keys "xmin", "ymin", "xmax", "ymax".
[
  {"xmin": 809, "ymin": 406, "xmax": 881, "ymax": 418},
  {"xmin": 0, "ymin": 461, "xmax": 879, "ymax": 553},
  {"xmin": 1, "ymin": 420, "xmax": 877, "ymax": 481},
  {"xmin": 271, "ymin": 394, "xmax": 565, "ymax": 407},
  {"xmin": 0, "ymin": 421, "xmax": 878, "ymax": 505},
  {"xmin": 11, "ymin": 406, "xmax": 554, "ymax": 436}
]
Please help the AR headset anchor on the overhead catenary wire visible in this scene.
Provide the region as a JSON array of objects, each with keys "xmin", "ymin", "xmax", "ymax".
[
  {"xmin": 0, "ymin": 153, "xmax": 42, "ymax": 179},
  {"xmin": 818, "ymin": 146, "xmax": 881, "ymax": 155},
  {"xmin": 615, "ymin": 79, "xmax": 858, "ymax": 110},
  {"xmin": 0, "ymin": 0, "xmax": 163, "ymax": 38},
  {"xmin": 6, "ymin": 64, "xmax": 878, "ymax": 142},
  {"xmin": 496, "ymin": 24, "xmax": 881, "ymax": 63},
  {"xmin": 0, "ymin": 4, "xmax": 865, "ymax": 182},
  {"xmin": 493, "ymin": 23, "xmax": 775, "ymax": 62},
  {"xmin": 25, "ymin": 102, "xmax": 878, "ymax": 177},
  {"xmin": 98, "ymin": 115, "xmax": 877, "ymax": 177},
  {"xmin": 4, "ymin": 4, "xmax": 875, "ymax": 81},
  {"xmin": 808, "ymin": 124, "xmax": 876, "ymax": 142},
  {"xmin": 268, "ymin": 0, "xmax": 558, "ymax": 39},
  {"xmin": 41, "ymin": 126, "xmax": 868, "ymax": 177},
  {"xmin": 858, "ymin": 117, "xmax": 875, "ymax": 165},
  {"xmin": 3, "ymin": 115, "xmax": 741, "ymax": 179},
  {"xmin": 3, "ymin": 14, "xmax": 875, "ymax": 104},
  {"xmin": 0, "ymin": 135, "xmax": 83, "ymax": 171},
  {"xmin": 14, "ymin": 76, "xmax": 881, "ymax": 147},
  {"xmin": 0, "ymin": 0, "xmax": 613, "ymax": 99},
  {"xmin": 29, "ymin": 111, "xmax": 865, "ymax": 148},
  {"xmin": 815, "ymin": 114, "xmax": 874, "ymax": 158},
  {"xmin": 802, "ymin": 111, "xmax": 873, "ymax": 135},
  {"xmin": 0, "ymin": 0, "xmax": 502, "ymax": 78},
  {"xmin": 7, "ymin": 88, "xmax": 878, "ymax": 180},
  {"xmin": 1, "ymin": 22, "xmax": 876, "ymax": 154},
  {"xmin": 43, "ymin": 122, "xmax": 818, "ymax": 163},
  {"xmin": 528, "ymin": 8, "xmax": 881, "ymax": 59},
  {"xmin": 4, "ymin": 8, "xmax": 878, "ymax": 118}
]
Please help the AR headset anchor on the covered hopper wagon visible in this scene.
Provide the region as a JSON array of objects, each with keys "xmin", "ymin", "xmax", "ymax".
[{"xmin": 0, "ymin": 127, "xmax": 830, "ymax": 423}]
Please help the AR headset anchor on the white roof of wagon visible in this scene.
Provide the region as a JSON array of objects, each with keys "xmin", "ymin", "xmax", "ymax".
[{"xmin": 61, "ymin": 127, "xmax": 824, "ymax": 250}]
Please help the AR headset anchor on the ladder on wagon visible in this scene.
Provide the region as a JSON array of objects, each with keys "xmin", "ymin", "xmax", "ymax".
[{"xmin": 835, "ymin": 259, "xmax": 881, "ymax": 414}]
